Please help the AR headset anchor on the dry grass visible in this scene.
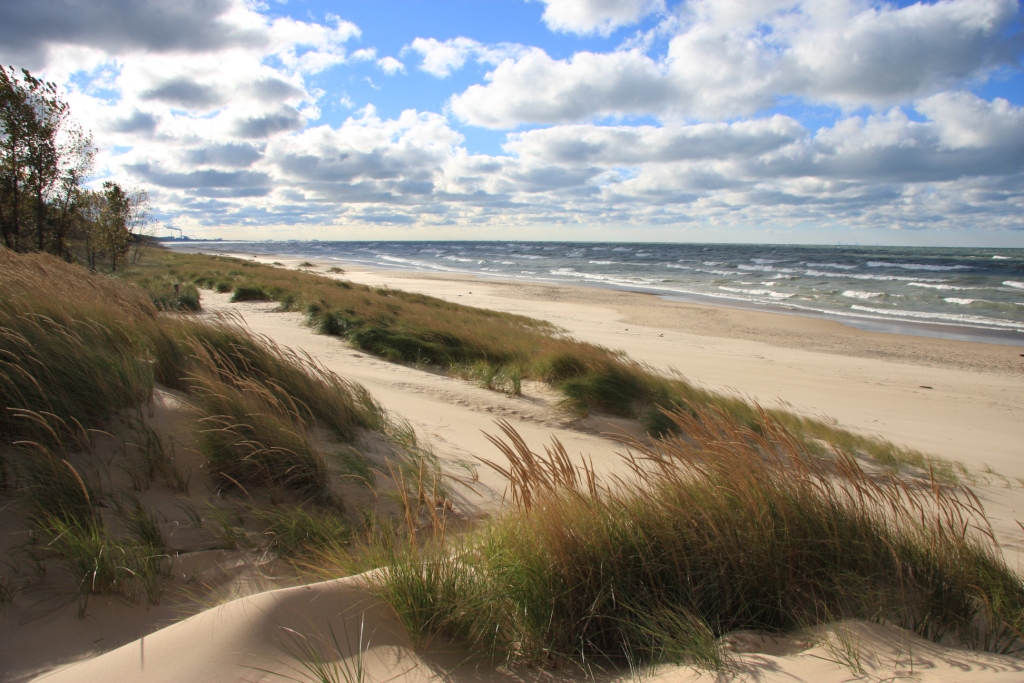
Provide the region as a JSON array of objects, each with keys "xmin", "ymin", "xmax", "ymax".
[
  {"xmin": 119, "ymin": 247, "xmax": 950, "ymax": 477},
  {"xmin": 0, "ymin": 249, "xmax": 400, "ymax": 605},
  {"xmin": 360, "ymin": 406, "xmax": 1024, "ymax": 671}
]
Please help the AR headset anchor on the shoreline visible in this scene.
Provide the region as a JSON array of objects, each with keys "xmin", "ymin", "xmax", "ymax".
[{"xmin": 166, "ymin": 242, "xmax": 1024, "ymax": 347}]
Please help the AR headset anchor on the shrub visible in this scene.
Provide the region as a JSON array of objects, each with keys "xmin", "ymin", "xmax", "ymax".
[{"xmin": 231, "ymin": 285, "xmax": 272, "ymax": 302}]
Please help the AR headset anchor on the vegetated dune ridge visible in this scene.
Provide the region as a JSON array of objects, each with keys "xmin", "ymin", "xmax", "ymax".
[{"xmin": 7, "ymin": 250, "xmax": 1024, "ymax": 682}]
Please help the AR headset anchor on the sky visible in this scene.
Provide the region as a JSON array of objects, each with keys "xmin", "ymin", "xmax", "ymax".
[{"xmin": 1, "ymin": 0, "xmax": 1023, "ymax": 246}]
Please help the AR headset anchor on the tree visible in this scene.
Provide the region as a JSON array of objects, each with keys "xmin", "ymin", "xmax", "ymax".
[{"xmin": 0, "ymin": 66, "xmax": 93, "ymax": 256}]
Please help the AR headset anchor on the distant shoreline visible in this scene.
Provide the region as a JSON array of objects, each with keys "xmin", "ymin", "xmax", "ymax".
[{"xmin": 165, "ymin": 241, "xmax": 1024, "ymax": 348}]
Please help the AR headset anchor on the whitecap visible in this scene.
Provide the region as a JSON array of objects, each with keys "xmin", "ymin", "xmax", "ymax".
[
  {"xmin": 866, "ymin": 261, "xmax": 970, "ymax": 271},
  {"xmin": 842, "ymin": 290, "xmax": 884, "ymax": 300},
  {"xmin": 1004, "ymin": 281, "xmax": 1024, "ymax": 289},
  {"xmin": 805, "ymin": 262, "xmax": 857, "ymax": 270},
  {"xmin": 907, "ymin": 282, "xmax": 972, "ymax": 291}
]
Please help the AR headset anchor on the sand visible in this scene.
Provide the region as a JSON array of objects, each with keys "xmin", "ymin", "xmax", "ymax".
[{"xmin": 12, "ymin": 253, "xmax": 1024, "ymax": 682}]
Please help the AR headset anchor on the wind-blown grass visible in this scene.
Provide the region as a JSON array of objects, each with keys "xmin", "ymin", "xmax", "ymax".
[
  {"xmin": 0, "ymin": 249, "xmax": 392, "ymax": 582},
  {"xmin": 120, "ymin": 248, "xmax": 943, "ymax": 475},
  {"xmin": 361, "ymin": 406, "xmax": 1024, "ymax": 671}
]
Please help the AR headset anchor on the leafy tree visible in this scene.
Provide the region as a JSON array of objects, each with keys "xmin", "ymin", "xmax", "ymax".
[
  {"xmin": 1, "ymin": 66, "xmax": 94, "ymax": 258},
  {"xmin": 76, "ymin": 181, "xmax": 150, "ymax": 272}
]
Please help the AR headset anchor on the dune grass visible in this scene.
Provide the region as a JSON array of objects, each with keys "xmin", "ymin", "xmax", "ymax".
[
  {"xmin": 119, "ymin": 248, "xmax": 947, "ymax": 477},
  {"xmin": 358, "ymin": 407, "xmax": 1024, "ymax": 670},
  {"xmin": 0, "ymin": 250, "xmax": 398, "ymax": 604}
]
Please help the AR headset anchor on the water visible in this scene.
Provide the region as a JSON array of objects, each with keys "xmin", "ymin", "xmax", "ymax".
[{"xmin": 182, "ymin": 241, "xmax": 1024, "ymax": 344}]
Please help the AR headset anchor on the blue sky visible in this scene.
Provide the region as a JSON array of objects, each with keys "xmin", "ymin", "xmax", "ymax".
[{"xmin": 2, "ymin": 0, "xmax": 1023, "ymax": 245}]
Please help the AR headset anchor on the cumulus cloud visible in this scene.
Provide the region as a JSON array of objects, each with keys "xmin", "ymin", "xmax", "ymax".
[
  {"xmin": 106, "ymin": 109, "xmax": 159, "ymax": 134},
  {"xmin": 504, "ymin": 116, "xmax": 806, "ymax": 164},
  {"xmin": 538, "ymin": 0, "xmax": 665, "ymax": 36},
  {"xmin": 181, "ymin": 142, "xmax": 264, "ymax": 168},
  {"xmin": 8, "ymin": 0, "xmax": 1020, "ymax": 237},
  {"xmin": 0, "ymin": 0, "xmax": 262, "ymax": 68},
  {"xmin": 452, "ymin": 0, "xmax": 1021, "ymax": 128},
  {"xmin": 404, "ymin": 37, "xmax": 529, "ymax": 77},
  {"xmin": 378, "ymin": 56, "xmax": 405, "ymax": 75},
  {"xmin": 140, "ymin": 77, "xmax": 225, "ymax": 109}
]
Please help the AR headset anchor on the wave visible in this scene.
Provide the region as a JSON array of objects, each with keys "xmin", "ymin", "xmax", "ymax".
[
  {"xmin": 376, "ymin": 255, "xmax": 464, "ymax": 273},
  {"xmin": 719, "ymin": 286, "xmax": 795, "ymax": 299},
  {"xmin": 849, "ymin": 305, "xmax": 1024, "ymax": 331},
  {"xmin": 589, "ymin": 260, "xmax": 617, "ymax": 265},
  {"xmin": 866, "ymin": 261, "xmax": 971, "ymax": 271},
  {"xmin": 737, "ymin": 264, "xmax": 799, "ymax": 273},
  {"xmin": 1004, "ymin": 281, "xmax": 1024, "ymax": 289},
  {"xmin": 906, "ymin": 282, "xmax": 974, "ymax": 291},
  {"xmin": 805, "ymin": 262, "xmax": 857, "ymax": 270},
  {"xmin": 805, "ymin": 269, "xmax": 944, "ymax": 283},
  {"xmin": 842, "ymin": 290, "xmax": 884, "ymax": 300},
  {"xmin": 992, "ymin": 255, "xmax": 1011, "ymax": 260}
]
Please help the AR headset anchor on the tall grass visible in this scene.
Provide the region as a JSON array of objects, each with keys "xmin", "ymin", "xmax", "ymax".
[
  {"xmin": 0, "ymin": 250, "xmax": 155, "ymax": 443},
  {"xmin": 363, "ymin": 406, "xmax": 1024, "ymax": 670},
  {"xmin": 1, "ymin": 249, "xmax": 393, "ymax": 576},
  {"xmin": 120, "ymin": 248, "xmax": 943, "ymax": 475}
]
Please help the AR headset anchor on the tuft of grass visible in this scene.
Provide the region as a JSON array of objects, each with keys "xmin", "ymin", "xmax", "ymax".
[
  {"xmin": 362, "ymin": 406, "xmax": 1024, "ymax": 671},
  {"xmin": 0, "ymin": 253, "xmax": 156, "ymax": 444},
  {"xmin": 231, "ymin": 285, "xmax": 273, "ymax": 302},
  {"xmin": 257, "ymin": 505, "xmax": 351, "ymax": 558},
  {"xmin": 258, "ymin": 613, "xmax": 370, "ymax": 683}
]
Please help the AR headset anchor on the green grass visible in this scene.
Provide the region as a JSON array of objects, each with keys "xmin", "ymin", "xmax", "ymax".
[
  {"xmin": 0, "ymin": 249, "xmax": 399, "ymax": 603},
  {"xmin": 256, "ymin": 505, "xmax": 351, "ymax": 557},
  {"xmin": 358, "ymin": 408, "xmax": 1024, "ymax": 670},
  {"xmin": 118, "ymin": 247, "xmax": 948, "ymax": 477}
]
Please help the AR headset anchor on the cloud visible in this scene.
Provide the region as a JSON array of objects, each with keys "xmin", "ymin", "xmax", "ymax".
[
  {"xmin": 232, "ymin": 106, "xmax": 305, "ymax": 138},
  {"xmin": 378, "ymin": 56, "xmax": 405, "ymax": 75},
  {"xmin": 452, "ymin": 0, "xmax": 1021, "ymax": 128},
  {"xmin": 127, "ymin": 163, "xmax": 271, "ymax": 190},
  {"xmin": 404, "ymin": 37, "xmax": 529, "ymax": 77},
  {"xmin": 181, "ymin": 142, "xmax": 263, "ymax": 168},
  {"xmin": 504, "ymin": 116, "xmax": 806, "ymax": 163},
  {"xmin": 141, "ymin": 77, "xmax": 225, "ymax": 109},
  {"xmin": 538, "ymin": 0, "xmax": 665, "ymax": 36},
  {"xmin": 106, "ymin": 109, "xmax": 158, "ymax": 134},
  {"xmin": 0, "ymin": 0, "xmax": 263, "ymax": 68},
  {"xmin": 14, "ymin": 0, "xmax": 1021, "ymax": 237}
]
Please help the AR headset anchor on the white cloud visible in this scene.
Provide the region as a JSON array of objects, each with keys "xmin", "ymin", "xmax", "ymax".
[
  {"xmin": 916, "ymin": 91, "xmax": 1024, "ymax": 150},
  {"xmin": 6, "ymin": 0, "xmax": 1020, "ymax": 237},
  {"xmin": 452, "ymin": 0, "xmax": 1020, "ymax": 128},
  {"xmin": 404, "ymin": 37, "xmax": 529, "ymax": 77},
  {"xmin": 504, "ymin": 116, "xmax": 806, "ymax": 164},
  {"xmin": 538, "ymin": 0, "xmax": 665, "ymax": 36},
  {"xmin": 378, "ymin": 56, "xmax": 406, "ymax": 75},
  {"xmin": 451, "ymin": 48, "xmax": 672, "ymax": 128}
]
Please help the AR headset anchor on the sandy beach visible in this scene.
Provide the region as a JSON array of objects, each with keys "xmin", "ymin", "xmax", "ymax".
[
  {"xmin": 229, "ymin": 252, "xmax": 1024, "ymax": 478},
  {"xmin": 7, "ymin": 251, "xmax": 1024, "ymax": 683}
]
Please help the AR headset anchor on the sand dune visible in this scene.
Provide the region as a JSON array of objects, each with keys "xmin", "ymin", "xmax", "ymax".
[
  {"xmin": 15, "ymin": 257, "xmax": 1024, "ymax": 682},
  {"xmin": 38, "ymin": 573, "xmax": 1024, "ymax": 683}
]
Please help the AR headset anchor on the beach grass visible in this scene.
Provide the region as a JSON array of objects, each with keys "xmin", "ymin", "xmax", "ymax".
[
  {"xmin": 117, "ymin": 248, "xmax": 950, "ymax": 477},
  {"xmin": 6, "ymin": 244, "xmax": 1007, "ymax": 667},
  {"xmin": 0, "ymin": 249, "xmax": 400, "ymax": 604},
  {"xmin": 356, "ymin": 407, "xmax": 1024, "ymax": 670}
]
